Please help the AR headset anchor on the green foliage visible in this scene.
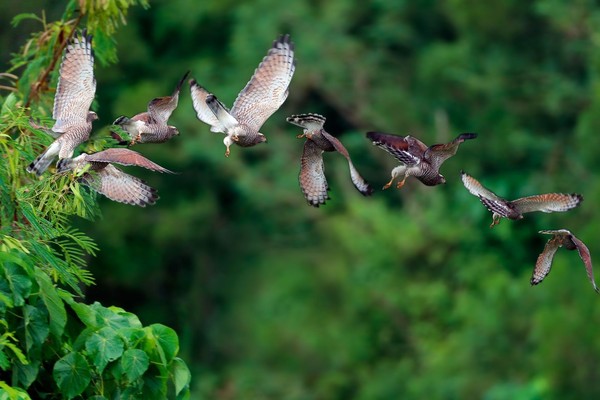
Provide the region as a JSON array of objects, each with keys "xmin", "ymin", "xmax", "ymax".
[
  {"xmin": 0, "ymin": 0, "xmax": 190, "ymax": 398},
  {"xmin": 76, "ymin": 1, "xmax": 600, "ymax": 399}
]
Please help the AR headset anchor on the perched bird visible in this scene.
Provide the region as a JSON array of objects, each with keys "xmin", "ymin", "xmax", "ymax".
[
  {"xmin": 112, "ymin": 70, "xmax": 190, "ymax": 145},
  {"xmin": 190, "ymin": 34, "xmax": 295, "ymax": 157},
  {"xmin": 532, "ymin": 229, "xmax": 598, "ymax": 293},
  {"xmin": 27, "ymin": 31, "xmax": 97, "ymax": 175},
  {"xmin": 286, "ymin": 113, "xmax": 373, "ymax": 207},
  {"xmin": 57, "ymin": 148, "xmax": 172, "ymax": 207},
  {"xmin": 366, "ymin": 131, "xmax": 477, "ymax": 189},
  {"xmin": 460, "ymin": 171, "xmax": 583, "ymax": 227}
]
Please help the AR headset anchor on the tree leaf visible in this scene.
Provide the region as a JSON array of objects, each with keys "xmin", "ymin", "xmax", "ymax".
[
  {"xmin": 120, "ymin": 348, "xmax": 149, "ymax": 382},
  {"xmin": 34, "ymin": 269, "xmax": 66, "ymax": 338},
  {"xmin": 12, "ymin": 359, "xmax": 39, "ymax": 389},
  {"xmin": 144, "ymin": 324, "xmax": 179, "ymax": 365},
  {"xmin": 169, "ymin": 357, "xmax": 191, "ymax": 396},
  {"xmin": 24, "ymin": 303, "xmax": 49, "ymax": 353},
  {"xmin": 85, "ymin": 327, "xmax": 124, "ymax": 373},
  {"xmin": 3, "ymin": 263, "xmax": 32, "ymax": 307},
  {"xmin": 92, "ymin": 302, "xmax": 130, "ymax": 330},
  {"xmin": 53, "ymin": 352, "xmax": 91, "ymax": 399}
]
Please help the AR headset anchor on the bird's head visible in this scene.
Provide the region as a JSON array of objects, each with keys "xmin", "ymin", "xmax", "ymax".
[
  {"xmin": 169, "ymin": 126, "xmax": 180, "ymax": 137},
  {"xmin": 255, "ymin": 133, "xmax": 267, "ymax": 144}
]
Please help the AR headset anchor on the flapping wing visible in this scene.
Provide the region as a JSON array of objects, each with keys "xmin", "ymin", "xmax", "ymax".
[
  {"xmin": 52, "ymin": 31, "xmax": 96, "ymax": 132},
  {"xmin": 366, "ymin": 131, "xmax": 425, "ymax": 166},
  {"xmin": 286, "ymin": 113, "xmax": 326, "ymax": 131},
  {"xmin": 231, "ymin": 34, "xmax": 295, "ymax": 133},
  {"xmin": 299, "ymin": 140, "xmax": 328, "ymax": 207},
  {"xmin": 460, "ymin": 171, "xmax": 505, "ymax": 203},
  {"xmin": 81, "ymin": 164, "xmax": 159, "ymax": 207},
  {"xmin": 531, "ymin": 235, "xmax": 561, "ymax": 286},
  {"xmin": 84, "ymin": 148, "xmax": 173, "ymax": 173},
  {"xmin": 512, "ymin": 193, "xmax": 583, "ymax": 215},
  {"xmin": 321, "ymin": 130, "xmax": 373, "ymax": 196},
  {"xmin": 569, "ymin": 233, "xmax": 599, "ymax": 293},
  {"xmin": 424, "ymin": 133, "xmax": 477, "ymax": 170},
  {"xmin": 147, "ymin": 71, "xmax": 189, "ymax": 124},
  {"xmin": 189, "ymin": 80, "xmax": 225, "ymax": 131}
]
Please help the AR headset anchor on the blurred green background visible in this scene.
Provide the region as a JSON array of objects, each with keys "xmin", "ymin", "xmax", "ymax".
[{"xmin": 3, "ymin": 0, "xmax": 600, "ymax": 398}]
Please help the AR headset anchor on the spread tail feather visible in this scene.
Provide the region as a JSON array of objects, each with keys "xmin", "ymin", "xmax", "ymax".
[{"xmin": 27, "ymin": 141, "xmax": 61, "ymax": 176}]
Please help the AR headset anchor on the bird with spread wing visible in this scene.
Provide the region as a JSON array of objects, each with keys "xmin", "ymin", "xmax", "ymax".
[
  {"xmin": 57, "ymin": 148, "xmax": 172, "ymax": 207},
  {"xmin": 286, "ymin": 113, "xmax": 373, "ymax": 207},
  {"xmin": 532, "ymin": 229, "xmax": 598, "ymax": 293},
  {"xmin": 28, "ymin": 31, "xmax": 97, "ymax": 175},
  {"xmin": 189, "ymin": 34, "xmax": 295, "ymax": 157},
  {"xmin": 112, "ymin": 71, "xmax": 190, "ymax": 145},
  {"xmin": 461, "ymin": 171, "xmax": 583, "ymax": 227},
  {"xmin": 366, "ymin": 131, "xmax": 477, "ymax": 189}
]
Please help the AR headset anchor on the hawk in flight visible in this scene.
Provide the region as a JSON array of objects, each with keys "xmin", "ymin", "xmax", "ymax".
[
  {"xmin": 461, "ymin": 171, "xmax": 583, "ymax": 227},
  {"xmin": 286, "ymin": 113, "xmax": 373, "ymax": 207},
  {"xmin": 190, "ymin": 34, "xmax": 295, "ymax": 157},
  {"xmin": 57, "ymin": 148, "xmax": 172, "ymax": 207},
  {"xmin": 532, "ymin": 229, "xmax": 598, "ymax": 293},
  {"xmin": 366, "ymin": 131, "xmax": 477, "ymax": 189},
  {"xmin": 112, "ymin": 70, "xmax": 190, "ymax": 145},
  {"xmin": 28, "ymin": 30, "xmax": 97, "ymax": 175}
]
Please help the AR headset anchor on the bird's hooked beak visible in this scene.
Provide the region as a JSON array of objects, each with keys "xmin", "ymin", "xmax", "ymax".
[{"xmin": 259, "ymin": 134, "xmax": 267, "ymax": 143}]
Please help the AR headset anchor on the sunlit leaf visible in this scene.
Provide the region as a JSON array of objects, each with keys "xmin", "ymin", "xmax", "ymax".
[{"xmin": 120, "ymin": 348, "xmax": 149, "ymax": 382}]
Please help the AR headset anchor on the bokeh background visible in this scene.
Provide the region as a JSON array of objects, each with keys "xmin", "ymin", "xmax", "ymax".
[{"xmin": 2, "ymin": 1, "xmax": 600, "ymax": 398}]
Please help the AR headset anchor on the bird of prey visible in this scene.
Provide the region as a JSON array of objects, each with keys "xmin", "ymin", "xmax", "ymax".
[
  {"xmin": 27, "ymin": 31, "xmax": 97, "ymax": 175},
  {"xmin": 460, "ymin": 171, "xmax": 583, "ymax": 227},
  {"xmin": 286, "ymin": 113, "xmax": 373, "ymax": 207},
  {"xmin": 56, "ymin": 148, "xmax": 172, "ymax": 207},
  {"xmin": 189, "ymin": 34, "xmax": 295, "ymax": 157},
  {"xmin": 532, "ymin": 229, "xmax": 598, "ymax": 293},
  {"xmin": 112, "ymin": 70, "xmax": 190, "ymax": 145},
  {"xmin": 366, "ymin": 131, "xmax": 477, "ymax": 189}
]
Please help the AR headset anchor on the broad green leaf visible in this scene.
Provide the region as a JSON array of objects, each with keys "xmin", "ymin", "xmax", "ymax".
[
  {"xmin": 24, "ymin": 304, "xmax": 49, "ymax": 353},
  {"xmin": 142, "ymin": 365, "xmax": 168, "ymax": 399},
  {"xmin": 12, "ymin": 360, "xmax": 39, "ymax": 389},
  {"xmin": 92, "ymin": 302, "xmax": 130, "ymax": 330},
  {"xmin": 144, "ymin": 324, "xmax": 179, "ymax": 365},
  {"xmin": 3, "ymin": 263, "xmax": 32, "ymax": 307},
  {"xmin": 53, "ymin": 352, "xmax": 91, "ymax": 399},
  {"xmin": 34, "ymin": 269, "xmax": 66, "ymax": 337},
  {"xmin": 120, "ymin": 348, "xmax": 149, "ymax": 382},
  {"xmin": 71, "ymin": 301, "xmax": 98, "ymax": 328},
  {"xmin": 118, "ymin": 327, "xmax": 146, "ymax": 346},
  {"xmin": 170, "ymin": 357, "xmax": 191, "ymax": 396},
  {"xmin": 85, "ymin": 327, "xmax": 124, "ymax": 373}
]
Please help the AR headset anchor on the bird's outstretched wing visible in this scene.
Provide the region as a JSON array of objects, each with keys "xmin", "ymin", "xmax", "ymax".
[
  {"xmin": 231, "ymin": 34, "xmax": 295, "ymax": 133},
  {"xmin": 512, "ymin": 193, "xmax": 583, "ymax": 215},
  {"xmin": 82, "ymin": 164, "xmax": 158, "ymax": 207},
  {"xmin": 83, "ymin": 148, "xmax": 173, "ymax": 173},
  {"xmin": 321, "ymin": 130, "xmax": 373, "ymax": 197},
  {"xmin": 366, "ymin": 131, "xmax": 426, "ymax": 166},
  {"xmin": 52, "ymin": 31, "xmax": 96, "ymax": 133},
  {"xmin": 299, "ymin": 140, "xmax": 328, "ymax": 207},
  {"xmin": 147, "ymin": 70, "xmax": 190, "ymax": 123},
  {"xmin": 424, "ymin": 133, "xmax": 477, "ymax": 170}
]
